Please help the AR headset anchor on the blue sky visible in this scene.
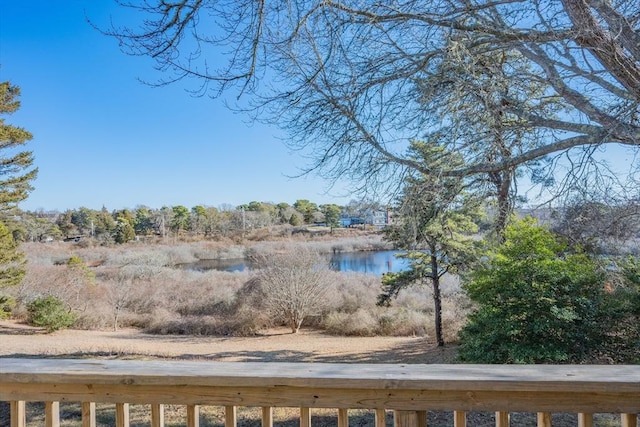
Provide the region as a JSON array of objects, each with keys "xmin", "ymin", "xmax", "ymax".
[{"xmin": 0, "ymin": 1, "xmax": 352, "ymax": 212}]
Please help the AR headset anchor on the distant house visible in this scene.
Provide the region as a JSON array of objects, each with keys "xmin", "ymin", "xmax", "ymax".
[
  {"xmin": 366, "ymin": 209, "xmax": 392, "ymax": 228},
  {"xmin": 340, "ymin": 208, "xmax": 392, "ymax": 229}
]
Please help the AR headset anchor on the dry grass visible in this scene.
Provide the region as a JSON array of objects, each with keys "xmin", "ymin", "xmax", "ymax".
[{"xmin": 13, "ymin": 240, "xmax": 470, "ymax": 343}]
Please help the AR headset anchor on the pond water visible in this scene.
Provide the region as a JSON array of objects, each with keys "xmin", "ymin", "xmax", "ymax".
[
  {"xmin": 183, "ymin": 250, "xmax": 410, "ymax": 275},
  {"xmin": 329, "ymin": 250, "xmax": 410, "ymax": 275}
]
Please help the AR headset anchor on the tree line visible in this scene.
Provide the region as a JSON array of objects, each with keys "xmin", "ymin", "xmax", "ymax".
[{"xmin": 18, "ymin": 199, "xmax": 385, "ymax": 244}]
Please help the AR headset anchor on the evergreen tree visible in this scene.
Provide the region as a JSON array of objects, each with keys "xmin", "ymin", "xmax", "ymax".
[
  {"xmin": 114, "ymin": 216, "xmax": 135, "ymax": 244},
  {"xmin": 379, "ymin": 141, "xmax": 481, "ymax": 346},
  {"xmin": 0, "ymin": 81, "xmax": 36, "ymax": 292},
  {"xmin": 288, "ymin": 213, "xmax": 301, "ymax": 226},
  {"xmin": 171, "ymin": 205, "xmax": 190, "ymax": 234},
  {"xmin": 0, "ymin": 81, "xmax": 37, "ymax": 213},
  {"xmin": 293, "ymin": 199, "xmax": 319, "ymax": 224},
  {"xmin": 0, "ymin": 221, "xmax": 25, "ymax": 289},
  {"xmin": 133, "ymin": 206, "xmax": 155, "ymax": 236},
  {"xmin": 320, "ymin": 204, "xmax": 342, "ymax": 228}
]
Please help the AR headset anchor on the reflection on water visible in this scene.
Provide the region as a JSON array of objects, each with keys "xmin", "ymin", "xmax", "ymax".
[
  {"xmin": 183, "ymin": 250, "xmax": 409, "ymax": 275},
  {"xmin": 329, "ymin": 250, "xmax": 409, "ymax": 275}
]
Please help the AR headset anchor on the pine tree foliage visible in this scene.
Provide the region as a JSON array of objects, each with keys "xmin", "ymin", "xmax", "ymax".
[
  {"xmin": 379, "ymin": 141, "xmax": 481, "ymax": 346},
  {"xmin": 0, "ymin": 82, "xmax": 37, "ymax": 212},
  {"xmin": 0, "ymin": 81, "xmax": 35, "ymax": 291},
  {"xmin": 0, "ymin": 221, "xmax": 25, "ymax": 289}
]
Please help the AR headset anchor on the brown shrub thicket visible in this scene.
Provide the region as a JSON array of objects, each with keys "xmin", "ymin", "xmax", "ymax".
[{"xmin": 10, "ymin": 240, "xmax": 470, "ymax": 340}]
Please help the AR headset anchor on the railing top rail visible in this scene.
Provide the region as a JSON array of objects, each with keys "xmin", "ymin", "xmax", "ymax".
[{"xmin": 1, "ymin": 358, "xmax": 639, "ymax": 393}]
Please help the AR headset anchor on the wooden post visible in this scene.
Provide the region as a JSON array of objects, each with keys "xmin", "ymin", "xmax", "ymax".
[
  {"xmin": 300, "ymin": 407, "xmax": 311, "ymax": 427},
  {"xmin": 10, "ymin": 401, "xmax": 25, "ymax": 427},
  {"xmin": 454, "ymin": 411, "xmax": 466, "ymax": 427},
  {"xmin": 622, "ymin": 414, "xmax": 638, "ymax": 427},
  {"xmin": 151, "ymin": 404, "xmax": 164, "ymax": 427},
  {"xmin": 81, "ymin": 402, "xmax": 95, "ymax": 427},
  {"xmin": 375, "ymin": 409, "xmax": 386, "ymax": 427},
  {"xmin": 578, "ymin": 413, "xmax": 593, "ymax": 427},
  {"xmin": 187, "ymin": 405, "xmax": 199, "ymax": 427},
  {"xmin": 393, "ymin": 410, "xmax": 427, "ymax": 427},
  {"xmin": 495, "ymin": 411, "xmax": 509, "ymax": 427},
  {"xmin": 115, "ymin": 403, "xmax": 129, "ymax": 427},
  {"xmin": 537, "ymin": 412, "xmax": 551, "ymax": 427},
  {"xmin": 338, "ymin": 409, "xmax": 348, "ymax": 427},
  {"xmin": 262, "ymin": 407, "xmax": 273, "ymax": 427},
  {"xmin": 225, "ymin": 406, "xmax": 237, "ymax": 427},
  {"xmin": 45, "ymin": 401, "xmax": 60, "ymax": 427}
]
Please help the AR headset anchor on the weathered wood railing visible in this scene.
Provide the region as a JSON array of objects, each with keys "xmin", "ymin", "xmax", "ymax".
[{"xmin": 0, "ymin": 359, "xmax": 638, "ymax": 427}]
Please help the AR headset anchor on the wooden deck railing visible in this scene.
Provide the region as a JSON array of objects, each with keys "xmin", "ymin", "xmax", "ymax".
[{"xmin": 0, "ymin": 358, "xmax": 638, "ymax": 427}]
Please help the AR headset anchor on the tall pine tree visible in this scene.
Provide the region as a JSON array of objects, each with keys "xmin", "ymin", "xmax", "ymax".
[
  {"xmin": 0, "ymin": 81, "xmax": 37, "ymax": 290},
  {"xmin": 379, "ymin": 141, "xmax": 481, "ymax": 346},
  {"xmin": 0, "ymin": 221, "xmax": 25, "ymax": 289},
  {"xmin": 0, "ymin": 81, "xmax": 37, "ymax": 212}
]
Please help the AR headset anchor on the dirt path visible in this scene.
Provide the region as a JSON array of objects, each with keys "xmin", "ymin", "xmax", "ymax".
[{"xmin": 0, "ymin": 320, "xmax": 458, "ymax": 363}]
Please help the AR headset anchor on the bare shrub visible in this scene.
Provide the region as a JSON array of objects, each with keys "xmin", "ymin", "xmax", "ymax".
[
  {"xmin": 326, "ymin": 272, "xmax": 381, "ymax": 313},
  {"xmin": 323, "ymin": 309, "xmax": 379, "ymax": 336},
  {"xmin": 191, "ymin": 242, "xmax": 245, "ymax": 260},
  {"xmin": 145, "ymin": 312, "xmax": 264, "ymax": 336},
  {"xmin": 441, "ymin": 291, "xmax": 474, "ymax": 343},
  {"xmin": 104, "ymin": 248, "xmax": 171, "ymax": 269},
  {"xmin": 376, "ymin": 307, "xmax": 431, "ymax": 337},
  {"xmin": 251, "ymin": 246, "xmax": 332, "ymax": 333},
  {"xmin": 14, "ymin": 258, "xmax": 97, "ymax": 318}
]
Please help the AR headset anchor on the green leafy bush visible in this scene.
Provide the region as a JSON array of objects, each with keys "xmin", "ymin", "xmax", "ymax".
[
  {"xmin": 27, "ymin": 296, "xmax": 77, "ymax": 332},
  {"xmin": 0, "ymin": 295, "xmax": 16, "ymax": 319},
  {"xmin": 599, "ymin": 256, "xmax": 640, "ymax": 363},
  {"xmin": 458, "ymin": 218, "xmax": 606, "ymax": 363}
]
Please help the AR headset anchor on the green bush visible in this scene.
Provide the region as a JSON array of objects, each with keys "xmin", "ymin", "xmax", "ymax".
[
  {"xmin": 458, "ymin": 218, "xmax": 606, "ymax": 364},
  {"xmin": 599, "ymin": 256, "xmax": 640, "ymax": 363},
  {"xmin": 0, "ymin": 295, "xmax": 16, "ymax": 319},
  {"xmin": 27, "ymin": 296, "xmax": 77, "ymax": 332}
]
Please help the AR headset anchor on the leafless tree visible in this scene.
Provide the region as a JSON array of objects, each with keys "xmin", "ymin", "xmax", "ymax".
[
  {"xmin": 102, "ymin": 255, "xmax": 164, "ymax": 330},
  {"xmin": 552, "ymin": 193, "xmax": 640, "ymax": 254},
  {"xmin": 251, "ymin": 247, "xmax": 330, "ymax": 333},
  {"xmin": 105, "ymin": 1, "xmax": 640, "ymax": 218}
]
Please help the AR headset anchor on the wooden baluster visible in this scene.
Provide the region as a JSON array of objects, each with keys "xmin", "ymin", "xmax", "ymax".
[
  {"xmin": 225, "ymin": 406, "xmax": 237, "ymax": 427},
  {"xmin": 537, "ymin": 412, "xmax": 551, "ymax": 427},
  {"xmin": 495, "ymin": 411, "xmax": 509, "ymax": 427},
  {"xmin": 82, "ymin": 402, "xmax": 96, "ymax": 427},
  {"xmin": 115, "ymin": 403, "xmax": 130, "ymax": 427},
  {"xmin": 622, "ymin": 414, "xmax": 638, "ymax": 427},
  {"xmin": 262, "ymin": 407, "xmax": 273, "ymax": 427},
  {"xmin": 300, "ymin": 407, "xmax": 311, "ymax": 427},
  {"xmin": 187, "ymin": 405, "xmax": 199, "ymax": 427},
  {"xmin": 338, "ymin": 409, "xmax": 348, "ymax": 427},
  {"xmin": 393, "ymin": 410, "xmax": 427, "ymax": 427},
  {"xmin": 578, "ymin": 413, "xmax": 593, "ymax": 427},
  {"xmin": 454, "ymin": 411, "xmax": 466, "ymax": 427},
  {"xmin": 10, "ymin": 401, "xmax": 25, "ymax": 427},
  {"xmin": 45, "ymin": 401, "xmax": 60, "ymax": 427},
  {"xmin": 375, "ymin": 409, "xmax": 387, "ymax": 427},
  {"xmin": 151, "ymin": 404, "xmax": 165, "ymax": 427}
]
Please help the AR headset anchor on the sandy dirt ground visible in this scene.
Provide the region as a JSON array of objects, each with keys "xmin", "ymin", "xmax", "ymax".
[{"xmin": 0, "ymin": 320, "xmax": 457, "ymax": 363}]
